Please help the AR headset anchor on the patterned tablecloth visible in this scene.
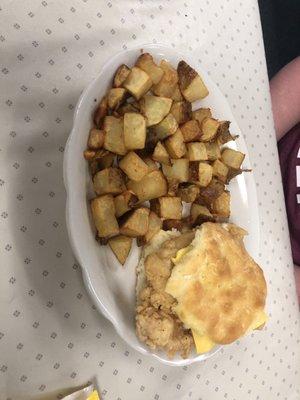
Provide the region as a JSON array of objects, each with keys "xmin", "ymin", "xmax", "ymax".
[{"xmin": 0, "ymin": 1, "xmax": 299, "ymax": 399}]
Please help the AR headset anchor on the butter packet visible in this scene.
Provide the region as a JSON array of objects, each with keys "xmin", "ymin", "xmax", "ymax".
[{"xmin": 62, "ymin": 384, "xmax": 100, "ymax": 400}]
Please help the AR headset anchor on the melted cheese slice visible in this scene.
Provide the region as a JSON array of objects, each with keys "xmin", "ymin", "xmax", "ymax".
[{"xmin": 172, "ymin": 244, "xmax": 267, "ymax": 354}]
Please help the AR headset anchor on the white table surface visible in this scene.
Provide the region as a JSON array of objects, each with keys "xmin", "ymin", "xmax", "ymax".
[{"xmin": 0, "ymin": 1, "xmax": 299, "ymax": 399}]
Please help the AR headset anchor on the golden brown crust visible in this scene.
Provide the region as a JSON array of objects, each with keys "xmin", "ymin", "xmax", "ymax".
[
  {"xmin": 177, "ymin": 60, "xmax": 198, "ymax": 90},
  {"xmin": 165, "ymin": 223, "xmax": 267, "ymax": 345}
]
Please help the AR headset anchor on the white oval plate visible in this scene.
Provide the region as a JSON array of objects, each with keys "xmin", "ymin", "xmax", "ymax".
[{"xmin": 64, "ymin": 44, "xmax": 260, "ymax": 366}]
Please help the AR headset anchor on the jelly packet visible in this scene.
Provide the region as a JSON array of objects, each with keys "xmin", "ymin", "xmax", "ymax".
[{"xmin": 62, "ymin": 384, "xmax": 100, "ymax": 400}]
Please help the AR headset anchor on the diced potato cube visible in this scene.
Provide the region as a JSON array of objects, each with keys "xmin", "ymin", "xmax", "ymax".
[
  {"xmin": 177, "ymin": 60, "xmax": 209, "ymax": 102},
  {"xmin": 141, "ymin": 211, "xmax": 162, "ymax": 244},
  {"xmin": 93, "ymin": 167, "xmax": 126, "ymax": 195},
  {"xmin": 165, "ymin": 128, "xmax": 187, "ymax": 159},
  {"xmin": 198, "ymin": 162, "xmax": 213, "ymax": 187},
  {"xmin": 153, "ymin": 60, "xmax": 178, "ymax": 97},
  {"xmin": 107, "ymin": 88, "xmax": 126, "ymax": 110},
  {"xmin": 119, "ymin": 151, "xmax": 149, "ymax": 181},
  {"xmin": 221, "ymin": 148, "xmax": 245, "ymax": 169},
  {"xmin": 114, "ymin": 190, "xmax": 138, "ymax": 218},
  {"xmin": 181, "ymin": 120, "xmax": 201, "ymax": 142},
  {"xmin": 123, "ymin": 113, "xmax": 146, "ymax": 150},
  {"xmin": 177, "ymin": 184, "xmax": 200, "ymax": 203},
  {"xmin": 190, "ymin": 203, "xmax": 214, "ymax": 225},
  {"xmin": 170, "ymin": 101, "xmax": 192, "ymax": 124},
  {"xmin": 113, "ymin": 64, "xmax": 131, "ymax": 87},
  {"xmin": 108, "ymin": 235, "xmax": 132, "ymax": 265},
  {"xmin": 162, "ymin": 159, "xmax": 189, "ymax": 182},
  {"xmin": 167, "ymin": 178, "xmax": 179, "ymax": 196},
  {"xmin": 192, "ymin": 108, "xmax": 212, "ymax": 125},
  {"xmin": 212, "ymin": 159, "xmax": 229, "ymax": 183},
  {"xmin": 103, "ymin": 116, "xmax": 126, "ymax": 155},
  {"xmin": 215, "ymin": 121, "xmax": 231, "ymax": 144},
  {"xmin": 119, "ymin": 207, "xmax": 150, "ymax": 237},
  {"xmin": 123, "ymin": 67, "xmax": 152, "ymax": 99},
  {"xmin": 201, "ymin": 117, "xmax": 220, "ymax": 142},
  {"xmin": 205, "ymin": 142, "xmax": 221, "ymax": 161},
  {"xmin": 212, "ymin": 191, "xmax": 231, "ymax": 218},
  {"xmin": 87, "ymin": 128, "xmax": 105, "ymax": 149},
  {"xmin": 142, "ymin": 157, "xmax": 159, "ymax": 172},
  {"xmin": 94, "ymin": 96, "xmax": 108, "ymax": 128},
  {"xmin": 187, "ymin": 142, "xmax": 208, "ymax": 161},
  {"xmin": 117, "ymin": 103, "xmax": 139, "ymax": 116},
  {"xmin": 139, "ymin": 95, "xmax": 172, "ymax": 126},
  {"xmin": 127, "ymin": 170, "xmax": 167, "ymax": 202},
  {"xmin": 171, "ymin": 84, "xmax": 183, "ymax": 101},
  {"xmin": 91, "ymin": 195, "xmax": 119, "ymax": 238},
  {"xmin": 136, "ymin": 53, "xmax": 164, "ymax": 84},
  {"xmin": 152, "ymin": 141, "xmax": 170, "ymax": 165},
  {"xmin": 151, "ymin": 113, "xmax": 178, "ymax": 140},
  {"xmin": 200, "ymin": 179, "xmax": 225, "ymax": 205},
  {"xmin": 89, "ymin": 151, "xmax": 115, "ymax": 175},
  {"xmin": 151, "ymin": 197, "xmax": 182, "ymax": 220},
  {"xmin": 84, "ymin": 149, "xmax": 96, "ymax": 161}
]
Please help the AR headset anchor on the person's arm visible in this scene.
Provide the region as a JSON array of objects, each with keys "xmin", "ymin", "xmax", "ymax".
[{"xmin": 270, "ymin": 56, "xmax": 300, "ymax": 141}]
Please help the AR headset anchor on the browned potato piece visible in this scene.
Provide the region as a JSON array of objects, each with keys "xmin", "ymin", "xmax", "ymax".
[
  {"xmin": 187, "ymin": 142, "xmax": 208, "ymax": 161},
  {"xmin": 107, "ymin": 88, "xmax": 126, "ymax": 110},
  {"xmin": 212, "ymin": 191, "xmax": 230, "ymax": 218},
  {"xmin": 151, "ymin": 113, "xmax": 178, "ymax": 140},
  {"xmin": 162, "ymin": 219, "xmax": 189, "ymax": 231},
  {"xmin": 221, "ymin": 148, "xmax": 245, "ymax": 169},
  {"xmin": 113, "ymin": 64, "xmax": 131, "ymax": 87},
  {"xmin": 151, "ymin": 197, "xmax": 182, "ymax": 220},
  {"xmin": 84, "ymin": 149, "xmax": 96, "ymax": 161},
  {"xmin": 139, "ymin": 95, "xmax": 172, "ymax": 126},
  {"xmin": 114, "ymin": 190, "xmax": 138, "ymax": 218},
  {"xmin": 91, "ymin": 195, "xmax": 119, "ymax": 238},
  {"xmin": 190, "ymin": 203, "xmax": 214, "ymax": 225},
  {"xmin": 136, "ymin": 53, "xmax": 164, "ymax": 84},
  {"xmin": 94, "ymin": 96, "xmax": 108, "ymax": 128},
  {"xmin": 123, "ymin": 113, "xmax": 146, "ymax": 150},
  {"xmin": 123, "ymin": 67, "xmax": 152, "ymax": 99},
  {"xmin": 200, "ymin": 179, "xmax": 225, "ymax": 205},
  {"xmin": 119, "ymin": 207, "xmax": 150, "ymax": 237},
  {"xmin": 139, "ymin": 211, "xmax": 162, "ymax": 245},
  {"xmin": 167, "ymin": 178, "xmax": 179, "ymax": 196},
  {"xmin": 164, "ymin": 128, "xmax": 186, "ymax": 159},
  {"xmin": 142, "ymin": 157, "xmax": 158, "ymax": 172},
  {"xmin": 152, "ymin": 141, "xmax": 170, "ymax": 165},
  {"xmin": 181, "ymin": 120, "xmax": 201, "ymax": 142},
  {"xmin": 171, "ymin": 84, "xmax": 183, "ymax": 101},
  {"xmin": 87, "ymin": 128, "xmax": 105, "ymax": 150},
  {"xmin": 162, "ymin": 159, "xmax": 189, "ymax": 182},
  {"xmin": 127, "ymin": 170, "xmax": 167, "ymax": 202},
  {"xmin": 198, "ymin": 162, "xmax": 213, "ymax": 187},
  {"xmin": 89, "ymin": 151, "xmax": 115, "ymax": 176},
  {"xmin": 153, "ymin": 60, "xmax": 178, "ymax": 97},
  {"xmin": 119, "ymin": 151, "xmax": 149, "ymax": 181},
  {"xmin": 215, "ymin": 121, "xmax": 231, "ymax": 144},
  {"xmin": 201, "ymin": 117, "xmax": 220, "ymax": 142},
  {"xmin": 177, "ymin": 184, "xmax": 200, "ymax": 203},
  {"xmin": 170, "ymin": 101, "xmax": 192, "ymax": 124},
  {"xmin": 192, "ymin": 108, "xmax": 212, "ymax": 125},
  {"xmin": 212, "ymin": 159, "xmax": 229, "ymax": 183},
  {"xmin": 117, "ymin": 103, "xmax": 139, "ymax": 116},
  {"xmin": 205, "ymin": 142, "xmax": 221, "ymax": 161},
  {"xmin": 103, "ymin": 116, "xmax": 126, "ymax": 155},
  {"xmin": 93, "ymin": 167, "xmax": 126, "ymax": 195},
  {"xmin": 177, "ymin": 60, "xmax": 209, "ymax": 102},
  {"xmin": 108, "ymin": 235, "xmax": 132, "ymax": 265}
]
